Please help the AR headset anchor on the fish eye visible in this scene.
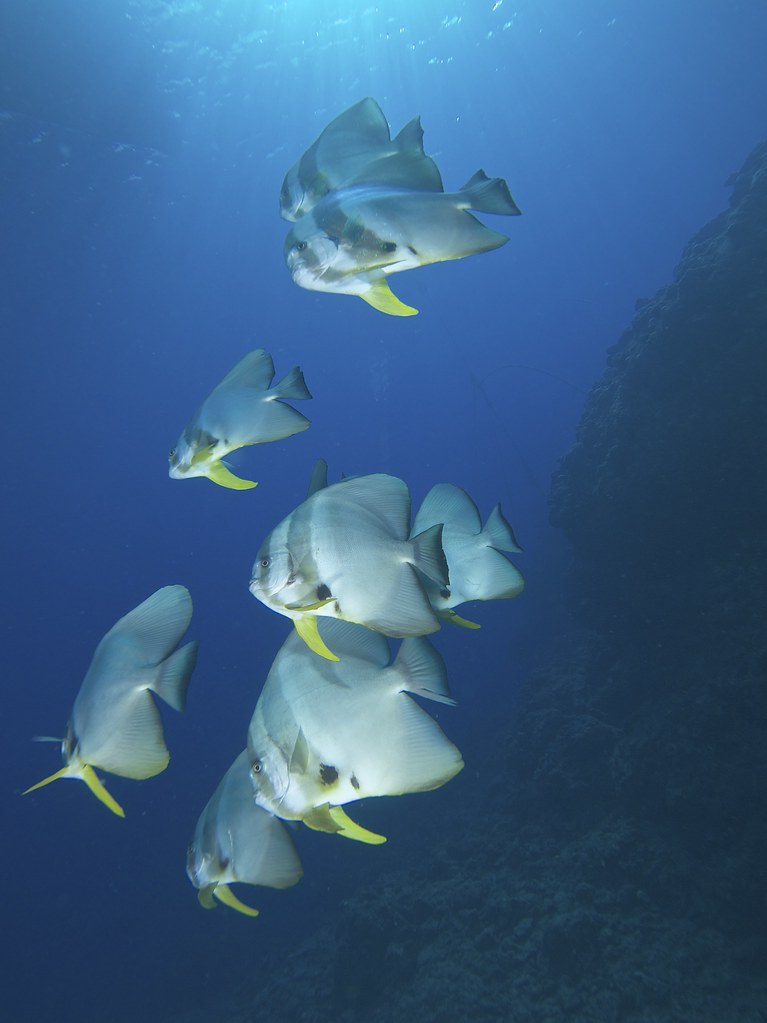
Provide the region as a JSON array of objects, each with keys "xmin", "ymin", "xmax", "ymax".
[
  {"xmin": 260, "ymin": 557, "xmax": 271, "ymax": 569},
  {"xmin": 251, "ymin": 759, "xmax": 262, "ymax": 774},
  {"xmin": 295, "ymin": 241, "xmax": 307, "ymax": 252},
  {"xmin": 169, "ymin": 448, "xmax": 176, "ymax": 459}
]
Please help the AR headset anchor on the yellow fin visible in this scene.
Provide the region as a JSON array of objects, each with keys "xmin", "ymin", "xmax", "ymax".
[
  {"xmin": 294, "ymin": 616, "xmax": 340, "ymax": 661},
  {"xmin": 441, "ymin": 608, "xmax": 482, "ymax": 629},
  {"xmin": 23, "ymin": 763, "xmax": 125, "ymax": 817},
  {"xmin": 22, "ymin": 766, "xmax": 71, "ymax": 796},
  {"xmin": 191, "ymin": 444, "xmax": 216, "ymax": 467},
  {"xmin": 214, "ymin": 884, "xmax": 260, "ymax": 917},
  {"xmin": 329, "ymin": 805, "xmax": 387, "ymax": 845},
  {"xmin": 81, "ymin": 765, "xmax": 126, "ymax": 817},
  {"xmin": 360, "ymin": 279, "xmax": 418, "ymax": 317},
  {"xmin": 197, "ymin": 886, "xmax": 217, "ymax": 910},
  {"xmin": 285, "ymin": 596, "xmax": 334, "ymax": 612},
  {"xmin": 303, "ymin": 804, "xmax": 343, "ymax": 835},
  {"xmin": 206, "ymin": 460, "xmax": 258, "ymax": 491}
]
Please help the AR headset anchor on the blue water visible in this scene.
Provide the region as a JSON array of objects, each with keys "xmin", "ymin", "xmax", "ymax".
[{"xmin": 3, "ymin": 2, "xmax": 766, "ymax": 1020}]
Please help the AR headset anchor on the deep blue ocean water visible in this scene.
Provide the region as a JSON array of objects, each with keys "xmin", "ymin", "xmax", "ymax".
[{"xmin": 3, "ymin": 2, "xmax": 766, "ymax": 1021}]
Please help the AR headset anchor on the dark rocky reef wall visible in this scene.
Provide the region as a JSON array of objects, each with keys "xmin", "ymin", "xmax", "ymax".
[
  {"xmin": 550, "ymin": 140, "xmax": 767, "ymax": 647},
  {"xmin": 165, "ymin": 144, "xmax": 767, "ymax": 1023}
]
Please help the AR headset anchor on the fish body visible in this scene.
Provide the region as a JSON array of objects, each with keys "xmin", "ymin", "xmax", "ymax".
[
  {"xmin": 284, "ymin": 170, "xmax": 521, "ymax": 316},
  {"xmin": 186, "ymin": 750, "xmax": 302, "ymax": 916},
  {"xmin": 169, "ymin": 349, "xmax": 311, "ymax": 490},
  {"xmin": 249, "ymin": 473, "xmax": 449, "ymax": 658},
  {"xmin": 280, "ymin": 97, "xmax": 443, "ymax": 221},
  {"xmin": 247, "ymin": 620, "xmax": 463, "ymax": 838},
  {"xmin": 23, "ymin": 585, "xmax": 198, "ymax": 816},
  {"xmin": 412, "ymin": 484, "xmax": 524, "ymax": 624}
]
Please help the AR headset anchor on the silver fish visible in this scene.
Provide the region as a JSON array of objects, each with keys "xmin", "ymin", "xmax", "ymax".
[
  {"xmin": 23, "ymin": 585, "xmax": 198, "ymax": 817},
  {"xmin": 280, "ymin": 97, "xmax": 443, "ymax": 222},
  {"xmin": 186, "ymin": 750, "xmax": 303, "ymax": 917},
  {"xmin": 247, "ymin": 620, "xmax": 463, "ymax": 843},
  {"xmin": 249, "ymin": 472, "xmax": 448, "ymax": 660},
  {"xmin": 169, "ymin": 349, "xmax": 311, "ymax": 490},
  {"xmin": 284, "ymin": 170, "xmax": 521, "ymax": 316},
  {"xmin": 412, "ymin": 484, "xmax": 524, "ymax": 628}
]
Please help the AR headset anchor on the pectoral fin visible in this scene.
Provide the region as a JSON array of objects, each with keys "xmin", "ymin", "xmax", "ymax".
[
  {"xmin": 213, "ymin": 884, "xmax": 260, "ymax": 917},
  {"xmin": 293, "ymin": 616, "xmax": 340, "ymax": 661},
  {"xmin": 360, "ymin": 279, "xmax": 418, "ymax": 317},
  {"xmin": 206, "ymin": 460, "xmax": 258, "ymax": 490}
]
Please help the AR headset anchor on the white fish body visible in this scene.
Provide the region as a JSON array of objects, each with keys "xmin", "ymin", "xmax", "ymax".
[
  {"xmin": 169, "ymin": 349, "xmax": 311, "ymax": 490},
  {"xmin": 23, "ymin": 585, "xmax": 198, "ymax": 816},
  {"xmin": 280, "ymin": 97, "xmax": 443, "ymax": 221},
  {"xmin": 247, "ymin": 620, "xmax": 463, "ymax": 841},
  {"xmin": 186, "ymin": 750, "xmax": 302, "ymax": 917},
  {"xmin": 284, "ymin": 170, "xmax": 521, "ymax": 316},
  {"xmin": 249, "ymin": 473, "xmax": 449, "ymax": 659},
  {"xmin": 412, "ymin": 484, "xmax": 524, "ymax": 625}
]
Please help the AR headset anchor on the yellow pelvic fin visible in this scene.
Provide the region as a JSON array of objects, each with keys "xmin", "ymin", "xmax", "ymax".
[
  {"xmin": 441, "ymin": 608, "xmax": 482, "ymax": 630},
  {"xmin": 290, "ymin": 596, "xmax": 334, "ymax": 612},
  {"xmin": 81, "ymin": 765, "xmax": 126, "ymax": 817},
  {"xmin": 214, "ymin": 884, "xmax": 260, "ymax": 917},
  {"xmin": 360, "ymin": 279, "xmax": 418, "ymax": 317},
  {"xmin": 294, "ymin": 616, "xmax": 340, "ymax": 661},
  {"xmin": 22, "ymin": 763, "xmax": 125, "ymax": 817},
  {"xmin": 197, "ymin": 886, "xmax": 217, "ymax": 910},
  {"xmin": 303, "ymin": 802, "xmax": 384, "ymax": 846},
  {"xmin": 22, "ymin": 766, "xmax": 71, "ymax": 796},
  {"xmin": 303, "ymin": 804, "xmax": 344, "ymax": 835},
  {"xmin": 191, "ymin": 443, "xmax": 216, "ymax": 467},
  {"xmin": 329, "ymin": 805, "xmax": 387, "ymax": 845},
  {"xmin": 206, "ymin": 459, "xmax": 258, "ymax": 491}
]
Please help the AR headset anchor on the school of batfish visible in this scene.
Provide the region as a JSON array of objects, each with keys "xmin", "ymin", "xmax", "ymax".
[{"xmin": 24, "ymin": 99, "xmax": 524, "ymax": 916}]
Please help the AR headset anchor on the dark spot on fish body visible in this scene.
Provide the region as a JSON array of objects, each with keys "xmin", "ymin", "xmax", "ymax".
[
  {"xmin": 319, "ymin": 763, "xmax": 338, "ymax": 785},
  {"xmin": 408, "ymin": 245, "xmax": 418, "ymax": 256},
  {"xmin": 316, "ymin": 583, "xmax": 332, "ymax": 601},
  {"xmin": 344, "ymin": 218, "xmax": 365, "ymax": 244},
  {"xmin": 350, "ymin": 774, "xmax": 360, "ymax": 791},
  {"xmin": 440, "ymin": 587, "xmax": 451, "ymax": 599},
  {"xmin": 381, "ymin": 241, "xmax": 397, "ymax": 253},
  {"xmin": 197, "ymin": 429, "xmax": 218, "ymax": 450}
]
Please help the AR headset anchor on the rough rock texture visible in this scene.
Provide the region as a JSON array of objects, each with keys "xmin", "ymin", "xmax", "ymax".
[
  {"xmin": 550, "ymin": 140, "xmax": 767, "ymax": 644},
  {"xmin": 165, "ymin": 143, "xmax": 767, "ymax": 1023}
]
